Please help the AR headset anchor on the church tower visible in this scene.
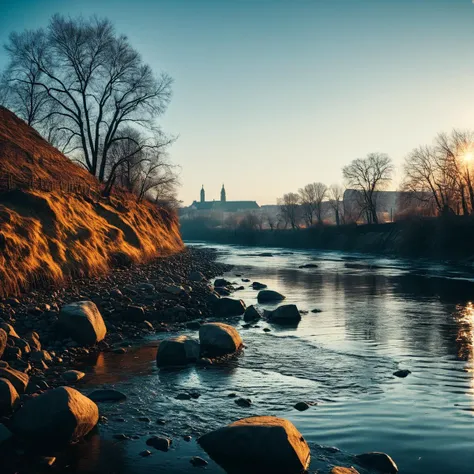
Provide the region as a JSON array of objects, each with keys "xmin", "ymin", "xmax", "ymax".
[
  {"xmin": 221, "ymin": 184, "xmax": 226, "ymax": 203},
  {"xmin": 200, "ymin": 185, "xmax": 205, "ymax": 203}
]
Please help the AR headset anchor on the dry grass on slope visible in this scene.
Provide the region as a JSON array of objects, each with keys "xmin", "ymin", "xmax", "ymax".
[
  {"xmin": 0, "ymin": 106, "xmax": 94, "ymax": 185},
  {"xmin": 0, "ymin": 189, "xmax": 183, "ymax": 297}
]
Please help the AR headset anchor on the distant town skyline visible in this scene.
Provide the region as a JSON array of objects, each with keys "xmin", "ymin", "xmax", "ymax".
[{"xmin": 1, "ymin": 0, "xmax": 474, "ymax": 205}]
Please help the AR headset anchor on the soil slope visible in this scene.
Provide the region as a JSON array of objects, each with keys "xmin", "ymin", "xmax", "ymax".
[{"xmin": 0, "ymin": 108, "xmax": 183, "ymax": 296}]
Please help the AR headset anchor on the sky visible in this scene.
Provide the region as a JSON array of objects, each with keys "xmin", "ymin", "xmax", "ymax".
[{"xmin": 1, "ymin": 0, "xmax": 474, "ymax": 205}]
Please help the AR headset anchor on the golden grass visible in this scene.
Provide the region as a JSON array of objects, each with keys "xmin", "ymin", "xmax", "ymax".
[{"xmin": 0, "ymin": 189, "xmax": 183, "ymax": 297}]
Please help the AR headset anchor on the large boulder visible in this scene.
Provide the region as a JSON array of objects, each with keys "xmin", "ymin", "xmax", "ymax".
[
  {"xmin": 214, "ymin": 298, "xmax": 246, "ymax": 317},
  {"xmin": 0, "ymin": 366, "xmax": 29, "ymax": 394},
  {"xmin": 243, "ymin": 305, "xmax": 261, "ymax": 322},
  {"xmin": 257, "ymin": 290, "xmax": 285, "ymax": 303},
  {"xmin": 11, "ymin": 386, "xmax": 99, "ymax": 445},
  {"xmin": 198, "ymin": 416, "xmax": 310, "ymax": 474},
  {"xmin": 58, "ymin": 301, "xmax": 106, "ymax": 345},
  {"xmin": 199, "ymin": 323, "xmax": 243, "ymax": 356},
  {"xmin": 214, "ymin": 278, "xmax": 232, "ymax": 287},
  {"xmin": 156, "ymin": 336, "xmax": 200, "ymax": 367},
  {"xmin": 0, "ymin": 377, "xmax": 19, "ymax": 415},
  {"xmin": 0, "ymin": 328, "xmax": 7, "ymax": 359},
  {"xmin": 266, "ymin": 305, "xmax": 301, "ymax": 323}
]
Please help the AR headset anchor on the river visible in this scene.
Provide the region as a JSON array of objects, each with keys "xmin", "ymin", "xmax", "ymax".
[{"xmin": 58, "ymin": 243, "xmax": 474, "ymax": 474}]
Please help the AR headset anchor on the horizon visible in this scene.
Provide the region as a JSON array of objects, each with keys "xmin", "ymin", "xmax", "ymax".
[{"xmin": 1, "ymin": 0, "xmax": 474, "ymax": 206}]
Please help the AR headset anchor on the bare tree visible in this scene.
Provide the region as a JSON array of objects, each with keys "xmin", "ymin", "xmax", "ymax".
[
  {"xmin": 402, "ymin": 130, "xmax": 474, "ymax": 216},
  {"xmin": 328, "ymin": 184, "xmax": 344, "ymax": 226},
  {"xmin": 264, "ymin": 212, "xmax": 276, "ymax": 230},
  {"xmin": 343, "ymin": 153, "xmax": 394, "ymax": 224},
  {"xmin": 298, "ymin": 182, "xmax": 327, "ymax": 226},
  {"xmin": 277, "ymin": 192, "xmax": 301, "ymax": 229},
  {"xmin": 2, "ymin": 15, "xmax": 172, "ymax": 184},
  {"xmin": 238, "ymin": 212, "xmax": 260, "ymax": 232}
]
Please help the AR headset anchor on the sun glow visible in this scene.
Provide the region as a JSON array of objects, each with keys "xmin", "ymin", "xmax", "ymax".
[{"xmin": 464, "ymin": 152, "xmax": 473, "ymax": 162}]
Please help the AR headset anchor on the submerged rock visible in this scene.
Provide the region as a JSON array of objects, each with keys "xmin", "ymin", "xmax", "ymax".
[
  {"xmin": 266, "ymin": 305, "xmax": 301, "ymax": 323},
  {"xmin": 235, "ymin": 397, "xmax": 252, "ymax": 408},
  {"xmin": 298, "ymin": 263, "xmax": 318, "ymax": 269},
  {"xmin": 257, "ymin": 290, "xmax": 285, "ymax": 303},
  {"xmin": 199, "ymin": 323, "xmax": 243, "ymax": 356},
  {"xmin": 393, "ymin": 369, "xmax": 411, "ymax": 378},
  {"xmin": 214, "ymin": 278, "xmax": 232, "ymax": 287},
  {"xmin": 293, "ymin": 401, "xmax": 310, "ymax": 411},
  {"xmin": 146, "ymin": 436, "xmax": 171, "ymax": 451},
  {"xmin": 243, "ymin": 305, "xmax": 261, "ymax": 322},
  {"xmin": 355, "ymin": 452, "xmax": 398, "ymax": 473},
  {"xmin": 59, "ymin": 301, "xmax": 107, "ymax": 345},
  {"xmin": 156, "ymin": 336, "xmax": 200, "ymax": 367},
  {"xmin": 214, "ymin": 297, "xmax": 246, "ymax": 316},
  {"xmin": 198, "ymin": 416, "xmax": 310, "ymax": 474},
  {"xmin": 11, "ymin": 386, "xmax": 99, "ymax": 445},
  {"xmin": 252, "ymin": 282, "xmax": 267, "ymax": 290}
]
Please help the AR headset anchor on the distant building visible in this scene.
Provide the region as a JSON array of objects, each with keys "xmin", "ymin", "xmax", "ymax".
[{"xmin": 180, "ymin": 185, "xmax": 260, "ymax": 221}]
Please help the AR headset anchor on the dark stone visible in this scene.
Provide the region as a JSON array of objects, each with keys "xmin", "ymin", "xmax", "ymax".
[
  {"xmin": 252, "ymin": 282, "xmax": 267, "ymax": 290},
  {"xmin": 213, "ymin": 298, "xmax": 246, "ymax": 317},
  {"xmin": 243, "ymin": 305, "xmax": 261, "ymax": 322},
  {"xmin": 123, "ymin": 305, "xmax": 146, "ymax": 322},
  {"xmin": 214, "ymin": 279, "xmax": 231, "ymax": 288},
  {"xmin": 176, "ymin": 393, "xmax": 192, "ymax": 400},
  {"xmin": 266, "ymin": 305, "xmax": 301, "ymax": 324},
  {"xmin": 298, "ymin": 264, "xmax": 318, "ymax": 269},
  {"xmin": 393, "ymin": 369, "xmax": 411, "ymax": 378},
  {"xmin": 294, "ymin": 402, "xmax": 310, "ymax": 411},
  {"xmin": 146, "ymin": 436, "xmax": 171, "ymax": 452},
  {"xmin": 257, "ymin": 290, "xmax": 285, "ymax": 303},
  {"xmin": 235, "ymin": 397, "xmax": 252, "ymax": 408},
  {"xmin": 355, "ymin": 452, "xmax": 398, "ymax": 473}
]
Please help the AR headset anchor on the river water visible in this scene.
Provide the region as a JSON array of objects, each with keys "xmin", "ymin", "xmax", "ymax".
[{"xmin": 57, "ymin": 243, "xmax": 474, "ymax": 474}]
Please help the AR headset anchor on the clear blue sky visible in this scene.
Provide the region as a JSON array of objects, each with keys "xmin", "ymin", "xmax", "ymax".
[{"xmin": 1, "ymin": 0, "xmax": 474, "ymax": 205}]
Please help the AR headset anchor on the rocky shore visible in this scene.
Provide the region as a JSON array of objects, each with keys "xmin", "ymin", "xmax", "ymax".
[
  {"xmin": 0, "ymin": 248, "xmax": 234, "ymax": 465},
  {"xmin": 0, "ymin": 246, "xmax": 400, "ymax": 474}
]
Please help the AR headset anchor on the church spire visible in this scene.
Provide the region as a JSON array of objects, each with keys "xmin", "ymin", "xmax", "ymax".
[
  {"xmin": 220, "ymin": 183, "xmax": 226, "ymax": 203},
  {"xmin": 200, "ymin": 185, "xmax": 205, "ymax": 203}
]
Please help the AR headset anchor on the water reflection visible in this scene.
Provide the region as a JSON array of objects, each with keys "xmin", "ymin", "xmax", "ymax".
[{"xmin": 67, "ymin": 244, "xmax": 474, "ymax": 474}]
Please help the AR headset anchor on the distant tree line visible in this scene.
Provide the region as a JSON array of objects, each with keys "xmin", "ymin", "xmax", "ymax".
[{"xmin": 0, "ymin": 14, "xmax": 179, "ymax": 205}]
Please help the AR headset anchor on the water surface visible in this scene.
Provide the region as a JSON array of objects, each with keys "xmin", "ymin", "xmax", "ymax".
[{"xmin": 63, "ymin": 244, "xmax": 474, "ymax": 474}]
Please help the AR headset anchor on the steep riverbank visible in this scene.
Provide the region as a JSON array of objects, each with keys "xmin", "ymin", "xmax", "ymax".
[
  {"xmin": 181, "ymin": 216, "xmax": 474, "ymax": 260},
  {"xmin": 0, "ymin": 107, "xmax": 183, "ymax": 297}
]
